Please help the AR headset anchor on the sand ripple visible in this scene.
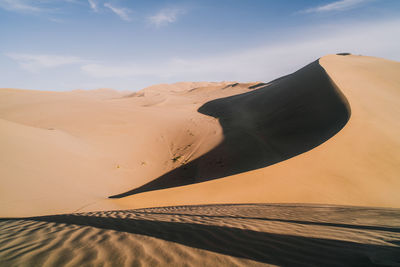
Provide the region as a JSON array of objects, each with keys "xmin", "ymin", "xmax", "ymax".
[{"xmin": 1, "ymin": 204, "xmax": 399, "ymax": 266}]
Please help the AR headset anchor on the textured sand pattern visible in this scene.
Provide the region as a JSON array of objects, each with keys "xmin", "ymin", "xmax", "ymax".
[{"xmin": 1, "ymin": 204, "xmax": 399, "ymax": 266}]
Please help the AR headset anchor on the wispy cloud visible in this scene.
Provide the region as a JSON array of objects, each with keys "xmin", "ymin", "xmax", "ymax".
[
  {"xmin": 302, "ymin": 0, "xmax": 369, "ymax": 13},
  {"xmin": 104, "ymin": 2, "xmax": 131, "ymax": 21},
  {"xmin": 6, "ymin": 53, "xmax": 88, "ymax": 72},
  {"xmin": 148, "ymin": 8, "xmax": 184, "ymax": 27},
  {"xmin": 87, "ymin": 0, "xmax": 98, "ymax": 12},
  {"xmin": 0, "ymin": 0, "xmax": 46, "ymax": 13},
  {"xmin": 81, "ymin": 64, "xmax": 148, "ymax": 78}
]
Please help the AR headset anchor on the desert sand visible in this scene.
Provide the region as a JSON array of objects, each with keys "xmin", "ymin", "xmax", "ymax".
[
  {"xmin": 1, "ymin": 55, "xmax": 400, "ymax": 217},
  {"xmin": 1, "ymin": 54, "xmax": 400, "ymax": 266},
  {"xmin": 1, "ymin": 204, "xmax": 399, "ymax": 266}
]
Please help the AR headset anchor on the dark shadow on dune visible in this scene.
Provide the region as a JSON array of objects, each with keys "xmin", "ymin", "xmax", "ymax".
[
  {"xmin": 110, "ymin": 60, "xmax": 351, "ymax": 198},
  {"xmin": 23, "ymin": 214, "xmax": 399, "ymax": 266},
  {"xmin": 124, "ymin": 211, "xmax": 400, "ymax": 233},
  {"xmin": 248, "ymin": 82, "xmax": 267, "ymax": 89}
]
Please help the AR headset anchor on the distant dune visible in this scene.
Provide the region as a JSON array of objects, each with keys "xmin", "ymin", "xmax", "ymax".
[{"xmin": 1, "ymin": 55, "xmax": 400, "ymax": 218}]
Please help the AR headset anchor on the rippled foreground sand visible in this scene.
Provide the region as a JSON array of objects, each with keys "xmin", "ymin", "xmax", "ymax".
[{"xmin": 1, "ymin": 204, "xmax": 400, "ymax": 266}]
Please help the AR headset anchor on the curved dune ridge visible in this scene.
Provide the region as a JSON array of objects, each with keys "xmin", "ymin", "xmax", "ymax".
[
  {"xmin": 109, "ymin": 59, "xmax": 350, "ymax": 198},
  {"xmin": 0, "ymin": 54, "xmax": 400, "ymax": 218},
  {"xmin": 1, "ymin": 204, "xmax": 400, "ymax": 266}
]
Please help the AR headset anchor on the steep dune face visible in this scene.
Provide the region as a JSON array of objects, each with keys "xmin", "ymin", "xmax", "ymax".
[
  {"xmin": 110, "ymin": 60, "xmax": 350, "ymax": 197},
  {"xmin": 114, "ymin": 55, "xmax": 400, "ymax": 209}
]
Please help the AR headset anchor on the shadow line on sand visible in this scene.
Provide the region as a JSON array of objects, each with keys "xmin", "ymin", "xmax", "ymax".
[
  {"xmin": 110, "ymin": 59, "xmax": 351, "ymax": 198},
  {"xmin": 123, "ymin": 211, "xmax": 400, "ymax": 233},
  {"xmin": 18, "ymin": 214, "xmax": 399, "ymax": 266}
]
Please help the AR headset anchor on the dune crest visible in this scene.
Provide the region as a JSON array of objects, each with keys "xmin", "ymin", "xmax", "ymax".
[
  {"xmin": 113, "ymin": 55, "xmax": 400, "ymax": 210},
  {"xmin": 110, "ymin": 60, "xmax": 350, "ymax": 198}
]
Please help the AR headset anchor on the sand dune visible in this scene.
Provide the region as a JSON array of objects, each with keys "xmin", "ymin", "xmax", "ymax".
[
  {"xmin": 0, "ymin": 81, "xmax": 256, "ymax": 217},
  {"xmin": 1, "ymin": 54, "xmax": 400, "ymax": 266},
  {"xmin": 1, "ymin": 55, "xmax": 400, "ymax": 217},
  {"xmin": 112, "ymin": 55, "xmax": 400, "ymax": 209},
  {"xmin": 1, "ymin": 204, "xmax": 399, "ymax": 266},
  {"xmin": 110, "ymin": 59, "xmax": 350, "ymax": 197}
]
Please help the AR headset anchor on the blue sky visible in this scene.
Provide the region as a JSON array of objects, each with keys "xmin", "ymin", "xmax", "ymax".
[{"xmin": 1, "ymin": 0, "xmax": 399, "ymax": 91}]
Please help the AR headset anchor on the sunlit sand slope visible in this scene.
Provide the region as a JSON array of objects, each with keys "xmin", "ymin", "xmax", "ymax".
[
  {"xmin": 110, "ymin": 59, "xmax": 350, "ymax": 198},
  {"xmin": 114, "ymin": 55, "xmax": 400, "ymax": 209},
  {"xmin": 0, "ymin": 82, "xmax": 252, "ymax": 217}
]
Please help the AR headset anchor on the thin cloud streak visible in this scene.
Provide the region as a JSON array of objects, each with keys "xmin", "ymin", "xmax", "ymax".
[
  {"xmin": 148, "ymin": 8, "xmax": 185, "ymax": 27},
  {"xmin": 0, "ymin": 0, "xmax": 45, "ymax": 13},
  {"xmin": 302, "ymin": 0, "xmax": 369, "ymax": 13},
  {"xmin": 88, "ymin": 0, "xmax": 98, "ymax": 12},
  {"xmin": 104, "ymin": 2, "xmax": 131, "ymax": 21},
  {"xmin": 81, "ymin": 63, "xmax": 147, "ymax": 78},
  {"xmin": 6, "ymin": 53, "xmax": 88, "ymax": 72}
]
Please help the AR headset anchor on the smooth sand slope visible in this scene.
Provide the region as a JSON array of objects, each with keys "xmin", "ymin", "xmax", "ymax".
[
  {"xmin": 0, "ymin": 82, "xmax": 252, "ymax": 216},
  {"xmin": 1, "ymin": 204, "xmax": 400, "ymax": 266},
  {"xmin": 1, "ymin": 55, "xmax": 400, "ymax": 217}
]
